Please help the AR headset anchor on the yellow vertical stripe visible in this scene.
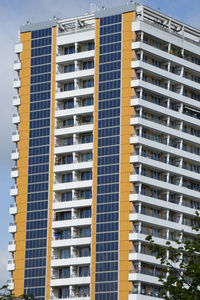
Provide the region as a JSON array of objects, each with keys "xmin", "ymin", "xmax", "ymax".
[
  {"xmin": 90, "ymin": 17, "xmax": 100, "ymax": 300},
  {"xmin": 119, "ymin": 11, "xmax": 135, "ymax": 299},
  {"xmin": 45, "ymin": 26, "xmax": 56, "ymax": 300},
  {"xmin": 13, "ymin": 31, "xmax": 31, "ymax": 297}
]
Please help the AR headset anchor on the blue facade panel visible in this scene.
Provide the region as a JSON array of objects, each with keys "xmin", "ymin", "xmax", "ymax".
[
  {"xmin": 95, "ymin": 14, "xmax": 122, "ymax": 300},
  {"xmin": 24, "ymin": 27, "xmax": 52, "ymax": 300}
]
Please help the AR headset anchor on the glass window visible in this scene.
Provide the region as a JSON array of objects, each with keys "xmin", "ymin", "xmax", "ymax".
[
  {"xmin": 87, "ymin": 42, "xmax": 94, "ymax": 50},
  {"xmin": 81, "ymin": 115, "xmax": 93, "ymax": 124},
  {"xmin": 64, "ymin": 64, "xmax": 75, "ymax": 73},
  {"xmin": 80, "ymin": 227, "xmax": 91, "ymax": 237},
  {"xmin": 58, "ymin": 287, "xmax": 70, "ymax": 298},
  {"xmin": 64, "ymin": 99, "xmax": 74, "ymax": 109},
  {"xmin": 59, "ymin": 267, "xmax": 70, "ymax": 278},
  {"xmin": 64, "ymin": 46, "xmax": 75, "ymax": 55},
  {"xmin": 81, "ymin": 134, "xmax": 93, "ymax": 143},
  {"xmin": 63, "ymin": 155, "xmax": 73, "ymax": 164},
  {"xmin": 81, "ymin": 171, "xmax": 92, "ymax": 181},
  {"xmin": 82, "ymin": 97, "xmax": 93, "ymax": 106},
  {"xmin": 78, "ymin": 285, "xmax": 90, "ymax": 297},
  {"xmin": 79, "ymin": 266, "xmax": 90, "ymax": 277},
  {"xmin": 62, "ymin": 173, "xmax": 73, "ymax": 183},
  {"xmin": 79, "ymin": 246, "xmax": 90, "ymax": 257},
  {"xmin": 62, "ymin": 136, "xmax": 73, "ymax": 146},
  {"xmin": 83, "ymin": 61, "xmax": 94, "ymax": 70},
  {"xmin": 63, "ymin": 118, "xmax": 74, "ymax": 127},
  {"xmin": 56, "ymin": 211, "xmax": 71, "ymax": 221},
  {"xmin": 60, "ymin": 248, "xmax": 70, "ymax": 259},
  {"xmin": 83, "ymin": 79, "xmax": 94, "ymax": 88},
  {"xmin": 80, "ymin": 189, "xmax": 92, "ymax": 199},
  {"xmin": 80, "ymin": 208, "xmax": 91, "ymax": 218},
  {"xmin": 64, "ymin": 82, "xmax": 74, "ymax": 91},
  {"xmin": 61, "ymin": 192, "xmax": 72, "ymax": 202},
  {"xmin": 80, "ymin": 152, "xmax": 92, "ymax": 162},
  {"xmin": 60, "ymin": 229, "xmax": 71, "ymax": 240}
]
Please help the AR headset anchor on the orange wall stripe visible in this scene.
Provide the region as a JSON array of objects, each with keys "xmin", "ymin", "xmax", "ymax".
[
  {"xmin": 13, "ymin": 31, "xmax": 31, "ymax": 296},
  {"xmin": 90, "ymin": 17, "xmax": 100, "ymax": 300},
  {"xmin": 45, "ymin": 26, "xmax": 56, "ymax": 300},
  {"xmin": 119, "ymin": 11, "xmax": 135, "ymax": 300}
]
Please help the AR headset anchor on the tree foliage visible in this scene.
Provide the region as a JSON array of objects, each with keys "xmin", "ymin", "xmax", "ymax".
[
  {"xmin": 146, "ymin": 212, "xmax": 200, "ymax": 300},
  {"xmin": 0, "ymin": 285, "xmax": 34, "ymax": 300}
]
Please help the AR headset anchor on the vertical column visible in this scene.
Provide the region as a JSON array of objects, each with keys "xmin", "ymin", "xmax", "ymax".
[
  {"xmin": 91, "ymin": 17, "xmax": 100, "ymax": 300},
  {"xmin": 45, "ymin": 25, "xmax": 56, "ymax": 300},
  {"xmin": 13, "ymin": 31, "xmax": 31, "ymax": 297},
  {"xmin": 119, "ymin": 11, "xmax": 135, "ymax": 300},
  {"xmin": 93, "ymin": 14, "xmax": 122, "ymax": 300}
]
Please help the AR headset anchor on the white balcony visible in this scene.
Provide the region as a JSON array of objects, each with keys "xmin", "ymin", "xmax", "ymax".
[
  {"xmin": 131, "ymin": 79, "xmax": 200, "ymax": 110},
  {"xmin": 130, "ymin": 136, "xmax": 200, "ymax": 164},
  {"xmin": 50, "ymin": 297, "xmax": 89, "ymax": 300},
  {"xmin": 129, "ymin": 232, "xmax": 179, "ymax": 249},
  {"xmin": 9, "ymin": 223, "xmax": 17, "ymax": 233},
  {"xmin": 56, "ymin": 69, "xmax": 94, "ymax": 82},
  {"xmin": 12, "ymin": 131, "xmax": 20, "ymax": 142},
  {"xmin": 131, "ymin": 98, "xmax": 200, "ymax": 128},
  {"xmin": 54, "ymin": 143, "xmax": 93, "ymax": 155},
  {"xmin": 7, "ymin": 280, "xmax": 14, "ymax": 290},
  {"xmin": 53, "ymin": 199, "xmax": 92, "ymax": 211},
  {"xmin": 132, "ymin": 20, "xmax": 200, "ymax": 58},
  {"xmin": 132, "ymin": 60, "xmax": 200, "ymax": 91},
  {"xmin": 129, "ymin": 213, "xmax": 194, "ymax": 235},
  {"xmin": 130, "ymin": 155, "xmax": 200, "ymax": 181},
  {"xmin": 10, "ymin": 186, "xmax": 18, "ymax": 196},
  {"xmin": 14, "ymin": 43, "xmax": 23, "ymax": 53},
  {"xmin": 129, "ymin": 294, "xmax": 163, "ymax": 300},
  {"xmin": 8, "ymin": 241, "xmax": 16, "ymax": 252},
  {"xmin": 131, "ymin": 117, "xmax": 200, "ymax": 145},
  {"xmin": 50, "ymin": 276, "xmax": 90, "ymax": 287},
  {"xmin": 56, "ymin": 50, "xmax": 95, "ymax": 64},
  {"xmin": 54, "ymin": 161, "xmax": 93, "ymax": 173},
  {"xmin": 51, "ymin": 256, "xmax": 91, "ymax": 267},
  {"xmin": 130, "ymin": 193, "xmax": 198, "ymax": 217},
  {"xmin": 12, "ymin": 114, "xmax": 20, "ymax": 124},
  {"xmin": 9, "ymin": 204, "xmax": 17, "ymax": 215},
  {"xmin": 7, "ymin": 260, "xmax": 15, "ymax": 271},
  {"xmin": 14, "ymin": 60, "xmax": 21, "ymax": 71},
  {"xmin": 130, "ymin": 174, "xmax": 200, "ymax": 200},
  {"xmin": 52, "ymin": 217, "xmax": 92, "ymax": 229},
  {"xmin": 11, "ymin": 168, "xmax": 19, "ymax": 178},
  {"xmin": 129, "ymin": 252, "xmax": 160, "ymax": 265},
  {"xmin": 55, "ymin": 87, "xmax": 94, "ymax": 101},
  {"xmin": 13, "ymin": 97, "xmax": 21, "ymax": 106},
  {"xmin": 55, "ymin": 105, "xmax": 93, "ymax": 118},
  {"xmin": 55, "ymin": 124, "xmax": 93, "ymax": 137},
  {"xmin": 129, "ymin": 272, "xmax": 160, "ymax": 285},
  {"xmin": 52, "ymin": 237, "xmax": 91, "ymax": 248},
  {"xmin": 13, "ymin": 79, "xmax": 21, "ymax": 89},
  {"xmin": 11, "ymin": 150, "xmax": 19, "ymax": 160},
  {"xmin": 53, "ymin": 180, "xmax": 92, "ymax": 192},
  {"xmin": 132, "ymin": 40, "xmax": 200, "ymax": 76}
]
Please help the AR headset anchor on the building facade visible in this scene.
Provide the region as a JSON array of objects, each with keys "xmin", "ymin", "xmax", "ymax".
[{"xmin": 8, "ymin": 2, "xmax": 200, "ymax": 300}]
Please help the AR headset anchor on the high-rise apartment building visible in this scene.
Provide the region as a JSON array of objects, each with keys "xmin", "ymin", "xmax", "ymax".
[{"xmin": 8, "ymin": 2, "xmax": 200, "ymax": 300}]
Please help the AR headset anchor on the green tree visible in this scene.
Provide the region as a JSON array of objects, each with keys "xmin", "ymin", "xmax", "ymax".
[
  {"xmin": 0, "ymin": 285, "xmax": 34, "ymax": 300},
  {"xmin": 146, "ymin": 212, "xmax": 200, "ymax": 300}
]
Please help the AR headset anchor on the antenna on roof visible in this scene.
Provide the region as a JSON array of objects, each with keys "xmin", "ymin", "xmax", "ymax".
[{"xmin": 90, "ymin": 3, "xmax": 97, "ymax": 13}]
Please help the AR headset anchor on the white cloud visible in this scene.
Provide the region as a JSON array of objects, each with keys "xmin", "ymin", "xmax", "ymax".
[{"xmin": 0, "ymin": 250, "xmax": 9, "ymax": 288}]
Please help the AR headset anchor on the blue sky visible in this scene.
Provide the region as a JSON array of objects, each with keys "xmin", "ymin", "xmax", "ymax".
[{"xmin": 0, "ymin": 0, "xmax": 200, "ymax": 288}]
